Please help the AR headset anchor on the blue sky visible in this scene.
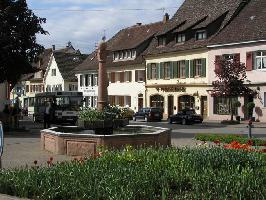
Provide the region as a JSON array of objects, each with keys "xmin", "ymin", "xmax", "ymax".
[{"xmin": 27, "ymin": 0, "xmax": 184, "ymax": 53}]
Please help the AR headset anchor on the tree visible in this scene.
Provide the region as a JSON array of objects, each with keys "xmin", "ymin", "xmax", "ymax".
[
  {"xmin": 211, "ymin": 57, "xmax": 256, "ymax": 121},
  {"xmin": 0, "ymin": 0, "xmax": 47, "ymax": 85}
]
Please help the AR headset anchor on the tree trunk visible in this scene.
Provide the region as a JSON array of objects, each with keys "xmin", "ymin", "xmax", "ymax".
[{"xmin": 230, "ymin": 97, "xmax": 234, "ymax": 121}]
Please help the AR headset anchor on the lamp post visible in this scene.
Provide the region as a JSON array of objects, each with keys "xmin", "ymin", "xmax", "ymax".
[{"xmin": 97, "ymin": 40, "xmax": 108, "ymax": 111}]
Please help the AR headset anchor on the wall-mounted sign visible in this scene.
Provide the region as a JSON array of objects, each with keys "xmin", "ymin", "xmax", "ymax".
[
  {"xmin": 0, "ymin": 121, "xmax": 3, "ymax": 157},
  {"xmin": 156, "ymin": 86, "xmax": 186, "ymax": 93},
  {"xmin": 83, "ymin": 89, "xmax": 98, "ymax": 96}
]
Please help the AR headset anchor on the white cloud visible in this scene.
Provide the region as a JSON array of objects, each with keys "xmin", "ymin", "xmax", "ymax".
[{"xmin": 30, "ymin": 0, "xmax": 184, "ymax": 53}]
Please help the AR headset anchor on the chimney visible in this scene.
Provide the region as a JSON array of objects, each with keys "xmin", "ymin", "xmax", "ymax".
[
  {"xmin": 52, "ymin": 45, "xmax": 55, "ymax": 51},
  {"xmin": 136, "ymin": 23, "xmax": 142, "ymax": 26},
  {"xmin": 163, "ymin": 13, "xmax": 169, "ymax": 24}
]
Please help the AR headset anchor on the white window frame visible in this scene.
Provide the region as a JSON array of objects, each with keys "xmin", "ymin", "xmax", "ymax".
[
  {"xmin": 195, "ymin": 59, "xmax": 202, "ymax": 77},
  {"xmin": 255, "ymin": 51, "xmax": 266, "ymax": 70},
  {"xmin": 196, "ymin": 30, "xmax": 207, "ymax": 40},
  {"xmin": 176, "ymin": 33, "xmax": 185, "ymax": 43}
]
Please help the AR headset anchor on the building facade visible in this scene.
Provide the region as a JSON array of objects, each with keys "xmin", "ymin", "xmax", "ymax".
[
  {"xmin": 75, "ymin": 20, "xmax": 164, "ymax": 111},
  {"xmin": 207, "ymin": 0, "xmax": 266, "ymax": 122},
  {"xmin": 144, "ymin": 0, "xmax": 246, "ymax": 119}
]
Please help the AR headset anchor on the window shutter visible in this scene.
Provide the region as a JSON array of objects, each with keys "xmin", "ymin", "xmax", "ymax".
[
  {"xmin": 135, "ymin": 70, "xmax": 139, "ymax": 82},
  {"xmin": 147, "ymin": 64, "xmax": 151, "ymax": 80},
  {"xmin": 215, "ymin": 55, "xmax": 222, "ymax": 71},
  {"xmin": 234, "ymin": 53, "xmax": 240, "ymax": 62},
  {"xmin": 120, "ymin": 72, "xmax": 124, "ymax": 82},
  {"xmin": 159, "ymin": 63, "xmax": 164, "ymax": 79},
  {"xmin": 170, "ymin": 62, "xmax": 174, "ymax": 79},
  {"xmin": 201, "ymin": 58, "xmax": 206, "ymax": 77},
  {"xmin": 129, "ymin": 71, "xmax": 132, "ymax": 82},
  {"xmin": 185, "ymin": 60, "xmax": 190, "ymax": 78},
  {"xmin": 246, "ymin": 52, "xmax": 253, "ymax": 71},
  {"xmin": 111, "ymin": 72, "xmax": 115, "ymax": 83},
  {"xmin": 156, "ymin": 63, "xmax": 159, "ymax": 79},
  {"xmin": 173, "ymin": 61, "xmax": 178, "ymax": 78},
  {"xmin": 190, "ymin": 60, "xmax": 194, "ymax": 78}
]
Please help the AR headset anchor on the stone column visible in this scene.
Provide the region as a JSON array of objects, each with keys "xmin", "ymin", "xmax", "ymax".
[{"xmin": 97, "ymin": 41, "xmax": 108, "ymax": 111}]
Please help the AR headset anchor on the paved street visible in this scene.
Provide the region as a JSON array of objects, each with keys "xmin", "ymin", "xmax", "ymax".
[{"xmin": 1, "ymin": 118, "xmax": 266, "ymax": 169}]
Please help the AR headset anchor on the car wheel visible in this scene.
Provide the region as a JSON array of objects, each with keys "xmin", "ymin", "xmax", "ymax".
[
  {"xmin": 181, "ymin": 118, "xmax": 187, "ymax": 125},
  {"xmin": 133, "ymin": 116, "xmax": 136, "ymax": 121},
  {"xmin": 168, "ymin": 118, "xmax": 172, "ymax": 124},
  {"xmin": 144, "ymin": 116, "xmax": 149, "ymax": 122}
]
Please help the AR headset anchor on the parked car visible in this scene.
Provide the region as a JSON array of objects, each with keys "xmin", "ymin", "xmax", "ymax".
[
  {"xmin": 168, "ymin": 108, "xmax": 203, "ymax": 125},
  {"xmin": 133, "ymin": 107, "xmax": 163, "ymax": 122}
]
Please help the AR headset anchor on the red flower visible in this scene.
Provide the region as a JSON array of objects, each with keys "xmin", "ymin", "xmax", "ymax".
[
  {"xmin": 247, "ymin": 140, "xmax": 254, "ymax": 146},
  {"xmin": 214, "ymin": 140, "xmax": 220, "ymax": 145}
]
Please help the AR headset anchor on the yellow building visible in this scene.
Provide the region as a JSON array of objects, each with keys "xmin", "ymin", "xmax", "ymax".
[{"xmin": 144, "ymin": 0, "xmax": 247, "ymax": 119}]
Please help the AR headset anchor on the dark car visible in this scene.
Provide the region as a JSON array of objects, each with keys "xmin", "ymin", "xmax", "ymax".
[
  {"xmin": 168, "ymin": 109, "xmax": 203, "ymax": 125},
  {"xmin": 133, "ymin": 107, "xmax": 163, "ymax": 122}
]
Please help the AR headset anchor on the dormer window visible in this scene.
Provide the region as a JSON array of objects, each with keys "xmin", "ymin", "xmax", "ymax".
[
  {"xmin": 176, "ymin": 33, "xmax": 185, "ymax": 43},
  {"xmin": 113, "ymin": 49, "xmax": 136, "ymax": 61},
  {"xmin": 196, "ymin": 30, "xmax": 207, "ymax": 40},
  {"xmin": 158, "ymin": 36, "xmax": 166, "ymax": 46}
]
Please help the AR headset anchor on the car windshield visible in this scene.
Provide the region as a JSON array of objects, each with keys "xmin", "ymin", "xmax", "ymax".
[{"xmin": 185, "ymin": 110, "xmax": 196, "ymax": 115}]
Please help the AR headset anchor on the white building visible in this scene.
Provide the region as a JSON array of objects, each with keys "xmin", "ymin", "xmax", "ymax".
[
  {"xmin": 44, "ymin": 50, "xmax": 87, "ymax": 93},
  {"xmin": 75, "ymin": 19, "xmax": 165, "ymax": 111}
]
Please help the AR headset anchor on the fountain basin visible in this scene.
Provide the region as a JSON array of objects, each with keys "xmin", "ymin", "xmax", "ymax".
[{"xmin": 40, "ymin": 125, "xmax": 171, "ymax": 156}]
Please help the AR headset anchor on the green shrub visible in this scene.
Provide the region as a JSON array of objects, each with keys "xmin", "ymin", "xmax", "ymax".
[
  {"xmin": 0, "ymin": 147, "xmax": 265, "ymax": 200},
  {"xmin": 195, "ymin": 133, "xmax": 266, "ymax": 146}
]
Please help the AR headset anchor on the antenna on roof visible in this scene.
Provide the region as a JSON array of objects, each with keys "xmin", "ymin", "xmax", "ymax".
[{"xmin": 102, "ymin": 29, "xmax": 106, "ymax": 42}]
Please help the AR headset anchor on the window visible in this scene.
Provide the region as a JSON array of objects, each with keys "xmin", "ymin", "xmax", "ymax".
[
  {"xmin": 178, "ymin": 60, "xmax": 186, "ymax": 78},
  {"xmin": 195, "ymin": 59, "xmax": 202, "ymax": 77},
  {"xmin": 151, "ymin": 63, "xmax": 158, "ymax": 79},
  {"xmin": 135, "ymin": 70, "xmax": 145, "ymax": 82},
  {"xmin": 158, "ymin": 36, "xmax": 166, "ymax": 46},
  {"xmin": 125, "ymin": 71, "xmax": 132, "ymax": 82},
  {"xmin": 264, "ymin": 92, "xmax": 266, "ymax": 107},
  {"xmin": 196, "ymin": 30, "xmax": 207, "ymax": 40},
  {"xmin": 51, "ymin": 69, "xmax": 56, "ymax": 76},
  {"xmin": 93, "ymin": 74, "xmax": 98, "ymax": 86},
  {"xmin": 119, "ymin": 51, "xmax": 123, "ymax": 59},
  {"xmin": 176, "ymin": 33, "xmax": 185, "ymax": 43},
  {"xmin": 113, "ymin": 52, "xmax": 119, "ymax": 60},
  {"xmin": 163, "ymin": 62, "xmax": 171, "ymax": 79},
  {"xmin": 255, "ymin": 51, "xmax": 266, "ymax": 69},
  {"xmin": 132, "ymin": 50, "xmax": 136, "ymax": 58},
  {"xmin": 80, "ymin": 75, "xmax": 84, "ymax": 87},
  {"xmin": 26, "ymin": 85, "xmax": 29, "ymax": 93},
  {"xmin": 213, "ymin": 97, "xmax": 238, "ymax": 115},
  {"xmin": 127, "ymin": 50, "xmax": 132, "ymax": 58}
]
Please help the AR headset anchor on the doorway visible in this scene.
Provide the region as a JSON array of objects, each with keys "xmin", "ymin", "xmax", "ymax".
[
  {"xmin": 168, "ymin": 96, "xmax": 174, "ymax": 117},
  {"xmin": 244, "ymin": 95, "xmax": 254, "ymax": 120},
  {"xmin": 138, "ymin": 94, "xmax": 143, "ymax": 111},
  {"xmin": 201, "ymin": 96, "xmax": 208, "ymax": 119}
]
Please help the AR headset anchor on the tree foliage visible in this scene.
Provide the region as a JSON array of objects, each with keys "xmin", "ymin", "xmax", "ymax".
[
  {"xmin": 211, "ymin": 58, "xmax": 256, "ymax": 120},
  {"xmin": 0, "ymin": 0, "xmax": 47, "ymax": 85}
]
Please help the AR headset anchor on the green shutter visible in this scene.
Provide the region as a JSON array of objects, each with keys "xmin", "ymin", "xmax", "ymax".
[
  {"xmin": 170, "ymin": 62, "xmax": 174, "ymax": 79},
  {"xmin": 190, "ymin": 60, "xmax": 194, "ymax": 78},
  {"xmin": 147, "ymin": 63, "xmax": 151, "ymax": 80},
  {"xmin": 201, "ymin": 58, "xmax": 206, "ymax": 77},
  {"xmin": 185, "ymin": 60, "xmax": 189, "ymax": 78},
  {"xmin": 156, "ymin": 63, "xmax": 160, "ymax": 79},
  {"xmin": 173, "ymin": 61, "xmax": 178, "ymax": 78},
  {"xmin": 159, "ymin": 63, "xmax": 164, "ymax": 79}
]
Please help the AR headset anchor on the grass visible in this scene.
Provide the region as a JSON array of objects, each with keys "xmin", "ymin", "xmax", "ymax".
[{"xmin": 0, "ymin": 147, "xmax": 265, "ymax": 200}]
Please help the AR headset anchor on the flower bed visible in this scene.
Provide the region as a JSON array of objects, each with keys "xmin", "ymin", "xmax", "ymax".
[
  {"xmin": 0, "ymin": 147, "xmax": 265, "ymax": 199},
  {"xmin": 195, "ymin": 133, "xmax": 266, "ymax": 146}
]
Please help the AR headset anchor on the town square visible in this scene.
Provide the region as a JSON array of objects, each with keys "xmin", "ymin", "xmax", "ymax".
[{"xmin": 0, "ymin": 0, "xmax": 266, "ymax": 199}]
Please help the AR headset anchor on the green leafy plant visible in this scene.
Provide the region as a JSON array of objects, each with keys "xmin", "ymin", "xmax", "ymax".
[{"xmin": 0, "ymin": 147, "xmax": 265, "ymax": 200}]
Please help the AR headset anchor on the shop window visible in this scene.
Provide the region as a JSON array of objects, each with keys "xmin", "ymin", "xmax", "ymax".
[{"xmin": 213, "ymin": 97, "xmax": 238, "ymax": 115}]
